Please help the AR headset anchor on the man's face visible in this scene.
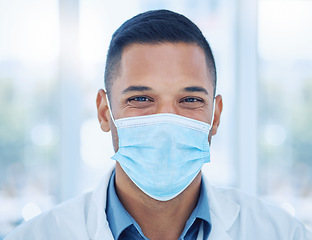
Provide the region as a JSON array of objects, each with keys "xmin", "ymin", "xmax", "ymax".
[{"xmin": 100, "ymin": 42, "xmax": 221, "ymax": 151}]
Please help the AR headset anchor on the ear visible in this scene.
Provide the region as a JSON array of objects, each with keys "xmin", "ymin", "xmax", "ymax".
[
  {"xmin": 211, "ymin": 94, "xmax": 223, "ymax": 136},
  {"xmin": 96, "ymin": 89, "xmax": 111, "ymax": 132}
]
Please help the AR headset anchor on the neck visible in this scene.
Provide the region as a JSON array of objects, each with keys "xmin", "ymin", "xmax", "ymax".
[{"xmin": 114, "ymin": 163, "xmax": 202, "ymax": 240}]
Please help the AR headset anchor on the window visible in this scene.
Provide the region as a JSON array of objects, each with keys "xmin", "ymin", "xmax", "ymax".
[
  {"xmin": 258, "ymin": 0, "xmax": 312, "ymax": 228},
  {"xmin": 0, "ymin": 0, "xmax": 60, "ymax": 236}
]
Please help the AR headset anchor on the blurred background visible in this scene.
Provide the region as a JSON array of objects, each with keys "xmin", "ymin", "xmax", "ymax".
[{"xmin": 0, "ymin": 0, "xmax": 311, "ymax": 237}]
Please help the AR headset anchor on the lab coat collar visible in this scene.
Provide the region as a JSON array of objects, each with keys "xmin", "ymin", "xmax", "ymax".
[
  {"xmin": 203, "ymin": 174, "xmax": 240, "ymax": 240},
  {"xmin": 87, "ymin": 165, "xmax": 115, "ymax": 240},
  {"xmin": 86, "ymin": 167, "xmax": 240, "ymax": 240}
]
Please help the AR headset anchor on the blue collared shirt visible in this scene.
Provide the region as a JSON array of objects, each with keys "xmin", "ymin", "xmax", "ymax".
[{"xmin": 106, "ymin": 170, "xmax": 211, "ymax": 240}]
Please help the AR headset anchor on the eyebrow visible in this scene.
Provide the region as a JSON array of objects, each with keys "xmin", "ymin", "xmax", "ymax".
[
  {"xmin": 121, "ymin": 85, "xmax": 209, "ymax": 95},
  {"xmin": 122, "ymin": 85, "xmax": 152, "ymax": 94},
  {"xmin": 183, "ymin": 86, "xmax": 209, "ymax": 95}
]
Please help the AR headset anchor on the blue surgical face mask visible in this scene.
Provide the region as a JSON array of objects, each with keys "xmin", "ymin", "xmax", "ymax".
[{"xmin": 109, "ymin": 107, "xmax": 213, "ymax": 201}]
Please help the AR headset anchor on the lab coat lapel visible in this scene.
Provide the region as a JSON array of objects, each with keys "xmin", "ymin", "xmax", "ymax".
[
  {"xmin": 208, "ymin": 213, "xmax": 233, "ymax": 240},
  {"xmin": 87, "ymin": 165, "xmax": 115, "ymax": 240},
  {"xmin": 203, "ymin": 175, "xmax": 240, "ymax": 240}
]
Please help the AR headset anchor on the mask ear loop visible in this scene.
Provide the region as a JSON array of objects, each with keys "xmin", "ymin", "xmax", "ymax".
[
  {"xmin": 209, "ymin": 98, "xmax": 216, "ymax": 131},
  {"xmin": 105, "ymin": 94, "xmax": 116, "ymax": 127}
]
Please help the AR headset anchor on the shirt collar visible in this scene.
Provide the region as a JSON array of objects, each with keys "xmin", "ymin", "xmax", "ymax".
[
  {"xmin": 105, "ymin": 170, "xmax": 133, "ymax": 239},
  {"xmin": 197, "ymin": 177, "xmax": 212, "ymax": 238},
  {"xmin": 197, "ymin": 178, "xmax": 211, "ymax": 223},
  {"xmin": 180, "ymin": 177, "xmax": 211, "ymax": 238}
]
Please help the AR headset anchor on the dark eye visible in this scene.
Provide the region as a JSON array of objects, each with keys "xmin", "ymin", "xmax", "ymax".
[
  {"xmin": 127, "ymin": 95, "xmax": 154, "ymax": 108},
  {"xmin": 179, "ymin": 97, "xmax": 205, "ymax": 109},
  {"xmin": 129, "ymin": 96, "xmax": 151, "ymax": 102},
  {"xmin": 182, "ymin": 97, "xmax": 201, "ymax": 103}
]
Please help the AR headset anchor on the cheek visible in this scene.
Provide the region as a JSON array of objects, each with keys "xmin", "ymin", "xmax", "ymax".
[
  {"xmin": 110, "ymin": 122, "xmax": 119, "ymax": 152},
  {"xmin": 121, "ymin": 106, "xmax": 157, "ymax": 118},
  {"xmin": 178, "ymin": 108, "xmax": 210, "ymax": 123},
  {"xmin": 208, "ymin": 132, "xmax": 212, "ymax": 145}
]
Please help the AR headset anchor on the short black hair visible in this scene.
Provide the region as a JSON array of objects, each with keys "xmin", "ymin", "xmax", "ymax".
[{"xmin": 104, "ymin": 9, "xmax": 216, "ymax": 99}]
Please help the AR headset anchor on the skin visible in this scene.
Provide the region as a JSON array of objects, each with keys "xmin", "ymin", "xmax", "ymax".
[{"xmin": 96, "ymin": 42, "xmax": 223, "ymax": 240}]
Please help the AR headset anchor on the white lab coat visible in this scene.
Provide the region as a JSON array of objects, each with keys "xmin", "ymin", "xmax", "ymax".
[{"xmin": 5, "ymin": 167, "xmax": 312, "ymax": 240}]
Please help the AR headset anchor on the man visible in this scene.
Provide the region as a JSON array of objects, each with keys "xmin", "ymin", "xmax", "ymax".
[{"xmin": 5, "ymin": 9, "xmax": 312, "ymax": 240}]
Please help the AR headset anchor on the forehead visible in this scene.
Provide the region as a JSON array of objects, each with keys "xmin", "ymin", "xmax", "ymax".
[{"xmin": 113, "ymin": 42, "xmax": 213, "ymax": 93}]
